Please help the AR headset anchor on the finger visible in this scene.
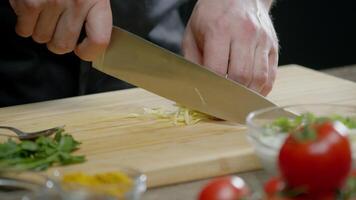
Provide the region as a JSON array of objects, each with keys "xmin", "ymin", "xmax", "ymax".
[
  {"xmin": 32, "ymin": 2, "xmax": 63, "ymax": 43},
  {"xmin": 182, "ymin": 25, "xmax": 203, "ymax": 65},
  {"xmin": 260, "ymin": 46, "xmax": 278, "ymax": 96},
  {"xmin": 227, "ymin": 38, "xmax": 257, "ymax": 86},
  {"xmin": 202, "ymin": 31, "xmax": 230, "ymax": 76},
  {"xmin": 47, "ymin": 2, "xmax": 92, "ymax": 55},
  {"xmin": 74, "ymin": 1, "xmax": 112, "ymax": 61},
  {"xmin": 249, "ymin": 36, "xmax": 269, "ymax": 94},
  {"xmin": 10, "ymin": 0, "xmax": 44, "ymax": 37}
]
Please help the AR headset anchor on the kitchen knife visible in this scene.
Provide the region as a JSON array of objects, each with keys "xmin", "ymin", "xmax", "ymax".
[{"xmin": 92, "ymin": 26, "xmax": 277, "ymax": 123}]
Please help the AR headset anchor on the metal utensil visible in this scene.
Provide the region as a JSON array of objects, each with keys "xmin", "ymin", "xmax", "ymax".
[
  {"xmin": 0, "ymin": 126, "xmax": 64, "ymax": 140},
  {"xmin": 93, "ymin": 26, "xmax": 277, "ymax": 124}
]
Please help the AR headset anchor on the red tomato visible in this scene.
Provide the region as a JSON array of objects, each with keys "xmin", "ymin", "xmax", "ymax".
[
  {"xmin": 264, "ymin": 176, "xmax": 290, "ymax": 200},
  {"xmin": 278, "ymin": 121, "xmax": 352, "ymax": 194},
  {"xmin": 264, "ymin": 176, "xmax": 285, "ymax": 196},
  {"xmin": 198, "ymin": 176, "xmax": 250, "ymax": 200}
]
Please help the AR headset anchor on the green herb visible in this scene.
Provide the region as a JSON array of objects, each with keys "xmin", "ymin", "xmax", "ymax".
[
  {"xmin": 331, "ymin": 115, "xmax": 356, "ymax": 129},
  {"xmin": 337, "ymin": 174, "xmax": 356, "ymax": 200},
  {"xmin": 0, "ymin": 129, "xmax": 85, "ymax": 171},
  {"xmin": 293, "ymin": 124, "xmax": 318, "ymax": 141},
  {"xmin": 269, "ymin": 112, "xmax": 356, "ymax": 133},
  {"xmin": 280, "ymin": 186, "xmax": 307, "ymax": 198}
]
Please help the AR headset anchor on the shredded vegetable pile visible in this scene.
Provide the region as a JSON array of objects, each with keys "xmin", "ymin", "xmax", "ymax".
[{"xmin": 129, "ymin": 105, "xmax": 217, "ymax": 125}]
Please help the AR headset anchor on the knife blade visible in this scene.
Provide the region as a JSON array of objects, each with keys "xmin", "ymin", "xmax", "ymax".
[{"xmin": 92, "ymin": 26, "xmax": 277, "ymax": 123}]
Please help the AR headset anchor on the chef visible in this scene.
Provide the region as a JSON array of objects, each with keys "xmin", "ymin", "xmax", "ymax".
[{"xmin": 0, "ymin": 0, "xmax": 278, "ymax": 107}]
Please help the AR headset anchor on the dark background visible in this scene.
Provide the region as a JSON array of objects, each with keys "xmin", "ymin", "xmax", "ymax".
[
  {"xmin": 182, "ymin": 0, "xmax": 356, "ymax": 70},
  {"xmin": 271, "ymin": 0, "xmax": 356, "ymax": 69}
]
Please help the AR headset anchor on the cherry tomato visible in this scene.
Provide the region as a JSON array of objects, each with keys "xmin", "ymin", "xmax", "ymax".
[
  {"xmin": 198, "ymin": 176, "xmax": 250, "ymax": 200},
  {"xmin": 264, "ymin": 176, "xmax": 290, "ymax": 200},
  {"xmin": 278, "ymin": 121, "xmax": 352, "ymax": 194},
  {"xmin": 264, "ymin": 176, "xmax": 285, "ymax": 196}
]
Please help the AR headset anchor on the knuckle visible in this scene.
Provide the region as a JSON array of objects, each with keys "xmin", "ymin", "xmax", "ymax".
[
  {"xmin": 242, "ymin": 15, "xmax": 259, "ymax": 36},
  {"xmin": 272, "ymin": 43, "xmax": 279, "ymax": 53},
  {"xmin": 88, "ymin": 35, "xmax": 110, "ymax": 49},
  {"xmin": 254, "ymin": 71, "xmax": 268, "ymax": 85},
  {"xmin": 32, "ymin": 33, "xmax": 51, "ymax": 43},
  {"xmin": 15, "ymin": 26, "xmax": 32, "ymax": 38},
  {"xmin": 47, "ymin": 42, "xmax": 74, "ymax": 54},
  {"xmin": 234, "ymin": 67, "xmax": 251, "ymax": 85},
  {"xmin": 73, "ymin": 0, "xmax": 86, "ymax": 7},
  {"xmin": 47, "ymin": 0, "xmax": 61, "ymax": 7},
  {"xmin": 205, "ymin": 17, "xmax": 231, "ymax": 38},
  {"xmin": 75, "ymin": 51, "xmax": 90, "ymax": 62},
  {"xmin": 269, "ymin": 48, "xmax": 279, "ymax": 67},
  {"xmin": 259, "ymin": 30, "xmax": 269, "ymax": 42},
  {"xmin": 215, "ymin": 17, "xmax": 231, "ymax": 33},
  {"xmin": 270, "ymin": 66, "xmax": 277, "ymax": 81},
  {"xmin": 22, "ymin": 0, "xmax": 42, "ymax": 11},
  {"xmin": 262, "ymin": 83, "xmax": 273, "ymax": 95},
  {"xmin": 74, "ymin": 50, "xmax": 92, "ymax": 61}
]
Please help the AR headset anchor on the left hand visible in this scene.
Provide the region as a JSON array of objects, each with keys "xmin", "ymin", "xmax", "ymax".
[
  {"xmin": 9, "ymin": 0, "xmax": 112, "ymax": 61},
  {"xmin": 182, "ymin": 0, "xmax": 278, "ymax": 96}
]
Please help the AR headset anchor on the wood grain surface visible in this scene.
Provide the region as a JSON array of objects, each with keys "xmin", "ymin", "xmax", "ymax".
[{"xmin": 0, "ymin": 65, "xmax": 355, "ymax": 188}]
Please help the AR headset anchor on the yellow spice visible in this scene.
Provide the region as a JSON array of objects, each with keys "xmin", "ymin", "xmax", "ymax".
[{"xmin": 62, "ymin": 171, "xmax": 133, "ymax": 198}]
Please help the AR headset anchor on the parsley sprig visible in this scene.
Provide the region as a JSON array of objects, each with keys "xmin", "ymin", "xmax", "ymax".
[{"xmin": 0, "ymin": 129, "xmax": 85, "ymax": 171}]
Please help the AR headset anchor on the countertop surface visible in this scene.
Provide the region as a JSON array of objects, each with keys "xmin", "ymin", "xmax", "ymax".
[{"xmin": 142, "ymin": 64, "xmax": 356, "ymax": 200}]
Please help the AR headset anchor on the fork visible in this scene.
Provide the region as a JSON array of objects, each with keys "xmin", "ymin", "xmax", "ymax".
[{"xmin": 0, "ymin": 125, "xmax": 65, "ymax": 140}]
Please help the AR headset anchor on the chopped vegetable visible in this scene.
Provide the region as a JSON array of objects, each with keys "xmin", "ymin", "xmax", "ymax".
[
  {"xmin": 62, "ymin": 171, "xmax": 133, "ymax": 198},
  {"xmin": 130, "ymin": 105, "xmax": 217, "ymax": 125},
  {"xmin": 0, "ymin": 129, "xmax": 85, "ymax": 171}
]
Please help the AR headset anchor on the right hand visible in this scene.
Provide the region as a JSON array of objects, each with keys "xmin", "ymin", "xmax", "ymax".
[
  {"xmin": 182, "ymin": 0, "xmax": 279, "ymax": 96},
  {"xmin": 9, "ymin": 0, "xmax": 112, "ymax": 61}
]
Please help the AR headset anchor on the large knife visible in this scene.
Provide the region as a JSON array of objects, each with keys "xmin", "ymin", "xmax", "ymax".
[{"xmin": 92, "ymin": 26, "xmax": 277, "ymax": 123}]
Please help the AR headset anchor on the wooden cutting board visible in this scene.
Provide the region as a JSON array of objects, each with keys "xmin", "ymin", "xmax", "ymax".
[{"xmin": 0, "ymin": 65, "xmax": 355, "ymax": 188}]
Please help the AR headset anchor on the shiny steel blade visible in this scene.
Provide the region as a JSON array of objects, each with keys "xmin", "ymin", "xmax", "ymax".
[{"xmin": 93, "ymin": 26, "xmax": 277, "ymax": 123}]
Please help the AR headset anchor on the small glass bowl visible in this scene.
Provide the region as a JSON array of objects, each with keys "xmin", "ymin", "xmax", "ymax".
[
  {"xmin": 0, "ymin": 170, "xmax": 62, "ymax": 200},
  {"xmin": 246, "ymin": 104, "xmax": 356, "ymax": 174},
  {"xmin": 50, "ymin": 166, "xmax": 147, "ymax": 200}
]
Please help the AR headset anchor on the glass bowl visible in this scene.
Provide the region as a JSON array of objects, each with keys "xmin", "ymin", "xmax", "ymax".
[
  {"xmin": 246, "ymin": 104, "xmax": 356, "ymax": 174},
  {"xmin": 49, "ymin": 165, "xmax": 147, "ymax": 200},
  {"xmin": 0, "ymin": 170, "xmax": 61, "ymax": 200}
]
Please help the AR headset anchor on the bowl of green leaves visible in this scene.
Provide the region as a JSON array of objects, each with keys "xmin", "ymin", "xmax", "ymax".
[{"xmin": 246, "ymin": 104, "xmax": 356, "ymax": 174}]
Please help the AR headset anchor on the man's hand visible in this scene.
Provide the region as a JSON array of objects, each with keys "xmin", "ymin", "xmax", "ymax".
[
  {"xmin": 9, "ymin": 0, "xmax": 112, "ymax": 61},
  {"xmin": 182, "ymin": 0, "xmax": 278, "ymax": 96}
]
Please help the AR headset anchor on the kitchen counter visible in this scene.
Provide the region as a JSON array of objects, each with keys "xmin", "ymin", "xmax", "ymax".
[{"xmin": 142, "ymin": 64, "xmax": 356, "ymax": 200}]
